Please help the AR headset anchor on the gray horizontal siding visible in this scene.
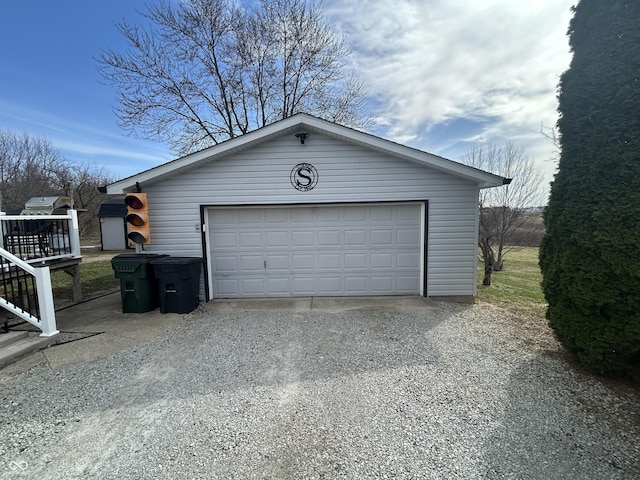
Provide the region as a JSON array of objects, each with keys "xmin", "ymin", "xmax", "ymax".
[{"xmin": 142, "ymin": 132, "xmax": 480, "ymax": 298}]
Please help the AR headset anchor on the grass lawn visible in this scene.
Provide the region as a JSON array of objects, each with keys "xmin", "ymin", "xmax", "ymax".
[
  {"xmin": 49, "ymin": 247, "xmax": 548, "ymax": 319},
  {"xmin": 476, "ymin": 247, "xmax": 547, "ymax": 320},
  {"xmin": 50, "ymin": 250, "xmax": 123, "ymax": 307}
]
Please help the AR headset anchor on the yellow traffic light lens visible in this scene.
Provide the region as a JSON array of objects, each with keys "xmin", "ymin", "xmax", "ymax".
[{"xmin": 126, "ymin": 213, "xmax": 146, "ymax": 226}]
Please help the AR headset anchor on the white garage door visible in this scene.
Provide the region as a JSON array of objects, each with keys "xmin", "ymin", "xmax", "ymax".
[{"xmin": 207, "ymin": 203, "xmax": 422, "ymax": 297}]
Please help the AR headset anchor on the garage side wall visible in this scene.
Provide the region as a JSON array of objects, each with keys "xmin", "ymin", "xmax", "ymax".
[{"xmin": 141, "ymin": 133, "xmax": 480, "ymax": 298}]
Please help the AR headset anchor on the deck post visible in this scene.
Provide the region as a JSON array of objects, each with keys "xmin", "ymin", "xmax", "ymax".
[
  {"xmin": 33, "ymin": 264, "xmax": 59, "ymax": 337},
  {"xmin": 69, "ymin": 210, "xmax": 81, "ymax": 258}
]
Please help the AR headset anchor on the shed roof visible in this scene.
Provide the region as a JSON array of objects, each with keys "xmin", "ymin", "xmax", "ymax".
[
  {"xmin": 98, "ymin": 199, "xmax": 127, "ymax": 218},
  {"xmin": 106, "ymin": 113, "xmax": 508, "ymax": 194}
]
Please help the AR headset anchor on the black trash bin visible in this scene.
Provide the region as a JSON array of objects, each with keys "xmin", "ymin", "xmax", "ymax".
[
  {"xmin": 111, "ymin": 254, "xmax": 168, "ymax": 313},
  {"xmin": 150, "ymin": 257, "xmax": 202, "ymax": 314}
]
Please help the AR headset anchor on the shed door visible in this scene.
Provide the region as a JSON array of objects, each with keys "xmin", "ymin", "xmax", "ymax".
[{"xmin": 207, "ymin": 203, "xmax": 422, "ymax": 298}]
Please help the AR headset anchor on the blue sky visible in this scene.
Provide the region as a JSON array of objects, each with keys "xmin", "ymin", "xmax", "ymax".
[{"xmin": 0, "ymin": 1, "xmax": 574, "ymax": 198}]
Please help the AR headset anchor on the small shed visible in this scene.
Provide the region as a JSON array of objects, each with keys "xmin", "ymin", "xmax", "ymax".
[
  {"xmin": 98, "ymin": 199, "xmax": 128, "ymax": 251},
  {"xmin": 106, "ymin": 113, "xmax": 507, "ymax": 302}
]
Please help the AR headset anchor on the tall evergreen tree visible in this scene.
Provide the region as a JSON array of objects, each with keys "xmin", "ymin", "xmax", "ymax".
[{"xmin": 539, "ymin": 1, "xmax": 640, "ymax": 377}]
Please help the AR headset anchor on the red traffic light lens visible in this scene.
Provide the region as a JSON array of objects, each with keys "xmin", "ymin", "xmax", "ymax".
[{"xmin": 125, "ymin": 195, "xmax": 144, "ymax": 209}]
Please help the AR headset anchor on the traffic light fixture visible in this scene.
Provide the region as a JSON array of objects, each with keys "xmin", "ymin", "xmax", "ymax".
[{"xmin": 125, "ymin": 193, "xmax": 151, "ymax": 246}]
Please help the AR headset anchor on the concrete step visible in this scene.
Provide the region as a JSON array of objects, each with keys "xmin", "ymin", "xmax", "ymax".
[
  {"xmin": 0, "ymin": 332, "xmax": 53, "ymax": 368},
  {"xmin": 0, "ymin": 330, "xmax": 29, "ymax": 348}
]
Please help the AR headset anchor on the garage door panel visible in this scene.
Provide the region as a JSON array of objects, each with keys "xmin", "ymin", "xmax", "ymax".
[
  {"xmin": 216, "ymin": 279, "xmax": 239, "ymax": 296},
  {"xmin": 318, "ymin": 253, "xmax": 341, "ymax": 269},
  {"xmin": 264, "ymin": 209, "xmax": 288, "ymax": 223},
  {"xmin": 318, "ymin": 230, "xmax": 341, "ymax": 246},
  {"xmin": 240, "ymin": 255, "xmax": 263, "ymax": 271},
  {"xmin": 242, "ymin": 278, "xmax": 265, "ymax": 295},
  {"xmin": 345, "ymin": 230, "xmax": 367, "ymax": 245},
  {"xmin": 371, "ymin": 206, "xmax": 394, "ymax": 221},
  {"xmin": 214, "ymin": 256, "xmax": 237, "ymax": 272},
  {"xmin": 344, "ymin": 207, "xmax": 367, "ymax": 222},
  {"xmin": 345, "ymin": 253, "xmax": 367, "ymax": 269},
  {"xmin": 291, "ymin": 208, "xmax": 315, "ymax": 223},
  {"xmin": 266, "ymin": 277, "xmax": 289, "ymax": 295},
  {"xmin": 371, "ymin": 276, "xmax": 394, "ymax": 292},
  {"xmin": 397, "ymin": 204, "xmax": 419, "ymax": 220},
  {"xmin": 213, "ymin": 232, "xmax": 237, "ymax": 248},
  {"xmin": 238, "ymin": 210, "xmax": 263, "ymax": 224},
  {"xmin": 345, "ymin": 276, "xmax": 368, "ymax": 294},
  {"xmin": 239, "ymin": 232, "xmax": 262, "ymax": 247},
  {"xmin": 397, "ymin": 276, "xmax": 420, "ymax": 292},
  {"xmin": 318, "ymin": 277, "xmax": 342, "ymax": 294},
  {"xmin": 266, "ymin": 231, "xmax": 289, "ymax": 247},
  {"xmin": 371, "ymin": 253, "xmax": 393, "ymax": 268},
  {"xmin": 398, "ymin": 229, "xmax": 420, "ymax": 244},
  {"xmin": 371, "ymin": 229, "xmax": 393, "ymax": 245},
  {"xmin": 318, "ymin": 208, "xmax": 341, "ymax": 222},
  {"xmin": 266, "ymin": 254, "xmax": 289, "ymax": 270},
  {"xmin": 292, "ymin": 230, "xmax": 315, "ymax": 246},
  {"xmin": 209, "ymin": 203, "xmax": 421, "ymax": 297},
  {"xmin": 291, "ymin": 254, "xmax": 316, "ymax": 270},
  {"xmin": 213, "ymin": 210, "xmax": 237, "ymax": 224},
  {"xmin": 397, "ymin": 252, "xmax": 420, "ymax": 268},
  {"xmin": 292, "ymin": 277, "xmax": 316, "ymax": 295}
]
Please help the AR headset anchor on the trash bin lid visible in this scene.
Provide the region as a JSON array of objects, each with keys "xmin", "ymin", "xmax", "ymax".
[
  {"xmin": 112, "ymin": 254, "xmax": 169, "ymax": 275},
  {"xmin": 112, "ymin": 253, "xmax": 168, "ymax": 262},
  {"xmin": 151, "ymin": 257, "xmax": 202, "ymax": 276},
  {"xmin": 149, "ymin": 256, "xmax": 202, "ymax": 264}
]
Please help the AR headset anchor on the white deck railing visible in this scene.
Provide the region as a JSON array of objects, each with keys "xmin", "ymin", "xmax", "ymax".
[
  {"xmin": 0, "ymin": 247, "xmax": 58, "ymax": 337},
  {"xmin": 0, "ymin": 209, "xmax": 81, "ymax": 337},
  {"xmin": 0, "ymin": 210, "xmax": 81, "ymax": 263}
]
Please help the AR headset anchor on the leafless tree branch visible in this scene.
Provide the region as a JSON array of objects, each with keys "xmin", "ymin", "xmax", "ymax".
[
  {"xmin": 463, "ymin": 141, "xmax": 545, "ymax": 286},
  {"xmin": 96, "ymin": 0, "xmax": 371, "ymax": 156}
]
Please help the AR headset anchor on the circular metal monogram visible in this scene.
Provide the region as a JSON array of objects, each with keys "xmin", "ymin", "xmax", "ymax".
[{"xmin": 290, "ymin": 163, "xmax": 318, "ymax": 191}]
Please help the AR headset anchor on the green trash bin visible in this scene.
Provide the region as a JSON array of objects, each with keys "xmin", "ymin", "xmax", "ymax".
[
  {"xmin": 111, "ymin": 254, "xmax": 168, "ymax": 313},
  {"xmin": 150, "ymin": 257, "xmax": 202, "ymax": 314}
]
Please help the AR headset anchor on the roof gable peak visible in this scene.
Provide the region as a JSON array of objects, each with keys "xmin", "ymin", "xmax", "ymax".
[{"xmin": 106, "ymin": 113, "xmax": 506, "ymax": 193}]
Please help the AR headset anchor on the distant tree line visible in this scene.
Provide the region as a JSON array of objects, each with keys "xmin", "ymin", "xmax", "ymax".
[
  {"xmin": 481, "ymin": 207, "xmax": 545, "ymax": 248},
  {"xmin": 0, "ymin": 130, "xmax": 112, "ymax": 239}
]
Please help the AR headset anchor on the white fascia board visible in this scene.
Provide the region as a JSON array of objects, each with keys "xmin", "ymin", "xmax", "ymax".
[
  {"xmin": 300, "ymin": 116, "xmax": 506, "ymax": 188},
  {"xmin": 106, "ymin": 113, "xmax": 506, "ymax": 193},
  {"xmin": 106, "ymin": 116, "xmax": 305, "ymax": 194}
]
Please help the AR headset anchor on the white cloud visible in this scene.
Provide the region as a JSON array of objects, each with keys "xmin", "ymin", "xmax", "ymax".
[{"xmin": 325, "ymin": 0, "xmax": 574, "ymax": 197}]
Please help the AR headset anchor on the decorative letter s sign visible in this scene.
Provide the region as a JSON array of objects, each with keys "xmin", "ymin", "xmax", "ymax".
[{"xmin": 290, "ymin": 163, "xmax": 318, "ymax": 191}]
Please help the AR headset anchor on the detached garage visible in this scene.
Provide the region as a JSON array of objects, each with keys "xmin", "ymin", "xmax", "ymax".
[{"xmin": 106, "ymin": 113, "xmax": 506, "ymax": 302}]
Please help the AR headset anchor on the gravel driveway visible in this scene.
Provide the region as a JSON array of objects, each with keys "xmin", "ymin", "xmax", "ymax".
[{"xmin": 1, "ymin": 299, "xmax": 639, "ymax": 479}]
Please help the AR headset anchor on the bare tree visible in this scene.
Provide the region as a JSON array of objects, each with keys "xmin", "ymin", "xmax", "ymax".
[
  {"xmin": 97, "ymin": 0, "xmax": 370, "ymax": 155},
  {"xmin": 463, "ymin": 141, "xmax": 544, "ymax": 286},
  {"xmin": 540, "ymin": 122, "xmax": 561, "ymax": 163},
  {"xmin": 0, "ymin": 130, "xmax": 113, "ymax": 238},
  {"xmin": 52, "ymin": 162, "xmax": 115, "ymax": 238},
  {"xmin": 0, "ymin": 130, "xmax": 68, "ymax": 212}
]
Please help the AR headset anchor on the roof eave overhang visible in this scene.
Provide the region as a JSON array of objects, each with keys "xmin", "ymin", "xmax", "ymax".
[
  {"xmin": 299, "ymin": 119, "xmax": 507, "ymax": 188},
  {"xmin": 105, "ymin": 113, "xmax": 507, "ymax": 194},
  {"xmin": 106, "ymin": 120, "xmax": 301, "ymax": 194}
]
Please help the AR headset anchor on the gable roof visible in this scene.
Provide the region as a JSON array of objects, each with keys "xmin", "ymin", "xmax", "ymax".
[{"xmin": 106, "ymin": 113, "xmax": 508, "ymax": 194}]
